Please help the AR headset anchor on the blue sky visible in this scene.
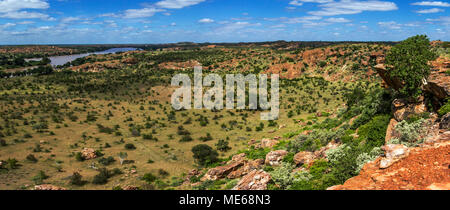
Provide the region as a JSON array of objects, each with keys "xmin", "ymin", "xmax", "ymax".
[{"xmin": 0, "ymin": 0, "xmax": 449, "ymax": 44}]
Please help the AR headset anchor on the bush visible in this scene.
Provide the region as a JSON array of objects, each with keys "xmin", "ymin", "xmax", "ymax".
[
  {"xmin": 98, "ymin": 156, "xmax": 115, "ymax": 166},
  {"xmin": 143, "ymin": 173, "xmax": 157, "ymax": 183},
  {"xmin": 93, "ymin": 168, "xmax": 111, "ymax": 185},
  {"xmin": 32, "ymin": 171, "xmax": 49, "ymax": 185},
  {"xmin": 216, "ymin": 139, "xmax": 231, "ymax": 152},
  {"xmin": 124, "ymin": 143, "xmax": 136, "ymax": 150},
  {"xmin": 270, "ymin": 162, "xmax": 295, "ymax": 189},
  {"xmin": 0, "ymin": 139, "xmax": 7, "ymax": 147},
  {"xmin": 390, "ymin": 119, "xmax": 426, "ymax": 147},
  {"xmin": 357, "ymin": 115, "xmax": 391, "ymax": 150},
  {"xmin": 75, "ymin": 152, "xmax": 85, "ymax": 162},
  {"xmin": 438, "ymin": 100, "xmax": 450, "ymax": 116},
  {"xmin": 26, "ymin": 154, "xmax": 38, "ymax": 163},
  {"xmin": 192, "ymin": 144, "xmax": 219, "ymax": 167},
  {"xmin": 69, "ymin": 172, "xmax": 85, "ymax": 186},
  {"xmin": 355, "ymin": 147, "xmax": 382, "ymax": 173}
]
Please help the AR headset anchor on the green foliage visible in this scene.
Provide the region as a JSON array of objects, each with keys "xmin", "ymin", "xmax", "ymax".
[
  {"xmin": 143, "ymin": 173, "xmax": 158, "ymax": 183},
  {"xmin": 26, "ymin": 154, "xmax": 38, "ymax": 163},
  {"xmin": 390, "ymin": 119, "xmax": 426, "ymax": 147},
  {"xmin": 438, "ymin": 99, "xmax": 450, "ymax": 116},
  {"xmin": 386, "ymin": 35, "xmax": 437, "ymax": 98},
  {"xmin": 98, "ymin": 156, "xmax": 115, "ymax": 166},
  {"xmin": 270, "ymin": 162, "xmax": 295, "ymax": 189},
  {"xmin": 124, "ymin": 143, "xmax": 136, "ymax": 150},
  {"xmin": 243, "ymin": 147, "xmax": 271, "ymax": 160},
  {"xmin": 355, "ymin": 147, "xmax": 382, "ymax": 173},
  {"xmin": 32, "ymin": 171, "xmax": 49, "ymax": 185},
  {"xmin": 92, "ymin": 168, "xmax": 113, "ymax": 185},
  {"xmin": 191, "ymin": 144, "xmax": 219, "ymax": 167},
  {"xmin": 216, "ymin": 139, "xmax": 231, "ymax": 152},
  {"xmin": 357, "ymin": 115, "xmax": 391, "ymax": 150},
  {"xmin": 69, "ymin": 172, "xmax": 85, "ymax": 186}
]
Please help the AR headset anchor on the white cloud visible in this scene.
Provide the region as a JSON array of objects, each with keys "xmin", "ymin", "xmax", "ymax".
[
  {"xmin": 412, "ymin": 1, "xmax": 450, "ymax": 7},
  {"xmin": 416, "ymin": 8, "xmax": 444, "ymax": 13},
  {"xmin": 155, "ymin": 0, "xmax": 205, "ymax": 9},
  {"xmin": 378, "ymin": 21, "xmax": 402, "ymax": 29},
  {"xmin": 0, "ymin": 0, "xmax": 50, "ymax": 19},
  {"xmin": 123, "ymin": 7, "xmax": 164, "ymax": 18},
  {"xmin": 325, "ymin": 17, "xmax": 351, "ymax": 23},
  {"xmin": 198, "ymin": 18, "xmax": 214, "ymax": 23},
  {"xmin": 309, "ymin": 0, "xmax": 398, "ymax": 16},
  {"xmin": 289, "ymin": 1, "xmax": 304, "ymax": 6}
]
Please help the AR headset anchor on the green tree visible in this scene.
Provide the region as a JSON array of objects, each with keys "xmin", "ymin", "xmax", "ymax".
[
  {"xmin": 191, "ymin": 144, "xmax": 218, "ymax": 167},
  {"xmin": 385, "ymin": 35, "xmax": 437, "ymax": 99}
]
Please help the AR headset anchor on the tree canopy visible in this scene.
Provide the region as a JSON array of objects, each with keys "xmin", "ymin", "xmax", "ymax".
[{"xmin": 385, "ymin": 35, "xmax": 437, "ymax": 99}]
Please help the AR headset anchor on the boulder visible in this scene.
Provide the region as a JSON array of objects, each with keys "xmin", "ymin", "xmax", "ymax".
[
  {"xmin": 440, "ymin": 113, "xmax": 450, "ymax": 130},
  {"xmin": 34, "ymin": 185, "xmax": 66, "ymax": 190},
  {"xmin": 81, "ymin": 148, "xmax": 97, "ymax": 160},
  {"xmin": 293, "ymin": 151, "xmax": 315, "ymax": 166},
  {"xmin": 202, "ymin": 161, "xmax": 245, "ymax": 181},
  {"xmin": 123, "ymin": 185, "xmax": 139, "ymax": 190},
  {"xmin": 227, "ymin": 159, "xmax": 264, "ymax": 179},
  {"xmin": 232, "ymin": 170, "xmax": 271, "ymax": 190},
  {"xmin": 258, "ymin": 138, "xmax": 279, "ymax": 149},
  {"xmin": 379, "ymin": 144, "xmax": 409, "ymax": 169},
  {"xmin": 392, "ymin": 98, "xmax": 427, "ymax": 122},
  {"xmin": 228, "ymin": 153, "xmax": 246, "ymax": 164},
  {"xmin": 314, "ymin": 140, "xmax": 341, "ymax": 159},
  {"xmin": 265, "ymin": 150, "xmax": 288, "ymax": 166},
  {"xmin": 385, "ymin": 119, "xmax": 398, "ymax": 143}
]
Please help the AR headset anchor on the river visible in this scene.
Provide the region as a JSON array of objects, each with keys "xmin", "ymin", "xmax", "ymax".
[{"xmin": 25, "ymin": 48, "xmax": 139, "ymax": 67}]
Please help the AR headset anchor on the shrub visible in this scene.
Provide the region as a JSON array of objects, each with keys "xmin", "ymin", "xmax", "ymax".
[
  {"xmin": 69, "ymin": 172, "xmax": 85, "ymax": 186},
  {"xmin": 216, "ymin": 139, "xmax": 231, "ymax": 152},
  {"xmin": 26, "ymin": 154, "xmax": 38, "ymax": 163},
  {"xmin": 32, "ymin": 171, "xmax": 49, "ymax": 185},
  {"xmin": 179, "ymin": 135, "xmax": 193, "ymax": 142},
  {"xmin": 438, "ymin": 100, "xmax": 450, "ymax": 117},
  {"xmin": 6, "ymin": 158, "xmax": 19, "ymax": 169},
  {"xmin": 386, "ymin": 35, "xmax": 437, "ymax": 98},
  {"xmin": 191, "ymin": 144, "xmax": 219, "ymax": 167},
  {"xmin": 75, "ymin": 152, "xmax": 85, "ymax": 162},
  {"xmin": 355, "ymin": 147, "xmax": 382, "ymax": 173},
  {"xmin": 270, "ymin": 162, "xmax": 295, "ymax": 189},
  {"xmin": 93, "ymin": 168, "xmax": 111, "ymax": 185},
  {"xmin": 98, "ymin": 156, "xmax": 115, "ymax": 166},
  {"xmin": 124, "ymin": 143, "xmax": 136, "ymax": 150},
  {"xmin": 0, "ymin": 139, "xmax": 6, "ymax": 147},
  {"xmin": 357, "ymin": 115, "xmax": 391, "ymax": 150},
  {"xmin": 143, "ymin": 173, "xmax": 157, "ymax": 183},
  {"xmin": 392, "ymin": 119, "xmax": 426, "ymax": 147}
]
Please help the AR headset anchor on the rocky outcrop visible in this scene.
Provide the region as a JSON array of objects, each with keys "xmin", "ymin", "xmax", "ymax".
[
  {"xmin": 34, "ymin": 185, "xmax": 66, "ymax": 190},
  {"xmin": 81, "ymin": 148, "xmax": 97, "ymax": 160},
  {"xmin": 392, "ymin": 98, "xmax": 427, "ymax": 122},
  {"xmin": 250, "ymin": 138, "xmax": 279, "ymax": 149},
  {"xmin": 227, "ymin": 159, "xmax": 264, "ymax": 179},
  {"xmin": 202, "ymin": 161, "xmax": 245, "ymax": 181},
  {"xmin": 123, "ymin": 185, "xmax": 139, "ymax": 190},
  {"xmin": 233, "ymin": 170, "xmax": 271, "ymax": 190},
  {"xmin": 440, "ymin": 113, "xmax": 450, "ymax": 130},
  {"xmin": 329, "ymin": 141, "xmax": 450, "ymax": 190},
  {"xmin": 379, "ymin": 144, "xmax": 409, "ymax": 169},
  {"xmin": 265, "ymin": 150, "xmax": 288, "ymax": 166},
  {"xmin": 385, "ymin": 119, "xmax": 399, "ymax": 143},
  {"xmin": 293, "ymin": 151, "xmax": 315, "ymax": 167}
]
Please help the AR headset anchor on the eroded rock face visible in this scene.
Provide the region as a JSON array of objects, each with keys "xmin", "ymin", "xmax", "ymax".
[
  {"xmin": 385, "ymin": 119, "xmax": 399, "ymax": 143},
  {"xmin": 202, "ymin": 161, "xmax": 245, "ymax": 181},
  {"xmin": 227, "ymin": 159, "xmax": 264, "ymax": 179},
  {"xmin": 233, "ymin": 170, "xmax": 271, "ymax": 190},
  {"xmin": 123, "ymin": 185, "xmax": 139, "ymax": 190},
  {"xmin": 81, "ymin": 148, "xmax": 97, "ymax": 160},
  {"xmin": 440, "ymin": 113, "xmax": 450, "ymax": 130},
  {"xmin": 34, "ymin": 185, "xmax": 66, "ymax": 190},
  {"xmin": 293, "ymin": 151, "xmax": 315, "ymax": 166},
  {"xmin": 380, "ymin": 144, "xmax": 409, "ymax": 169},
  {"xmin": 392, "ymin": 98, "xmax": 427, "ymax": 122},
  {"xmin": 265, "ymin": 150, "xmax": 288, "ymax": 166},
  {"xmin": 258, "ymin": 139, "xmax": 280, "ymax": 149}
]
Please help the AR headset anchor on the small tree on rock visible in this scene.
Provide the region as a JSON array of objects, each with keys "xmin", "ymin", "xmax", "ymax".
[{"xmin": 385, "ymin": 35, "xmax": 437, "ymax": 99}]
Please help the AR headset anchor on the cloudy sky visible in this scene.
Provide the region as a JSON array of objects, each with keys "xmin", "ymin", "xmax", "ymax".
[{"xmin": 0, "ymin": 0, "xmax": 449, "ymax": 44}]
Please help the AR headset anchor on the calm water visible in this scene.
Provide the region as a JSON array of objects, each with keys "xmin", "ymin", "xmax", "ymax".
[{"xmin": 26, "ymin": 48, "xmax": 139, "ymax": 67}]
